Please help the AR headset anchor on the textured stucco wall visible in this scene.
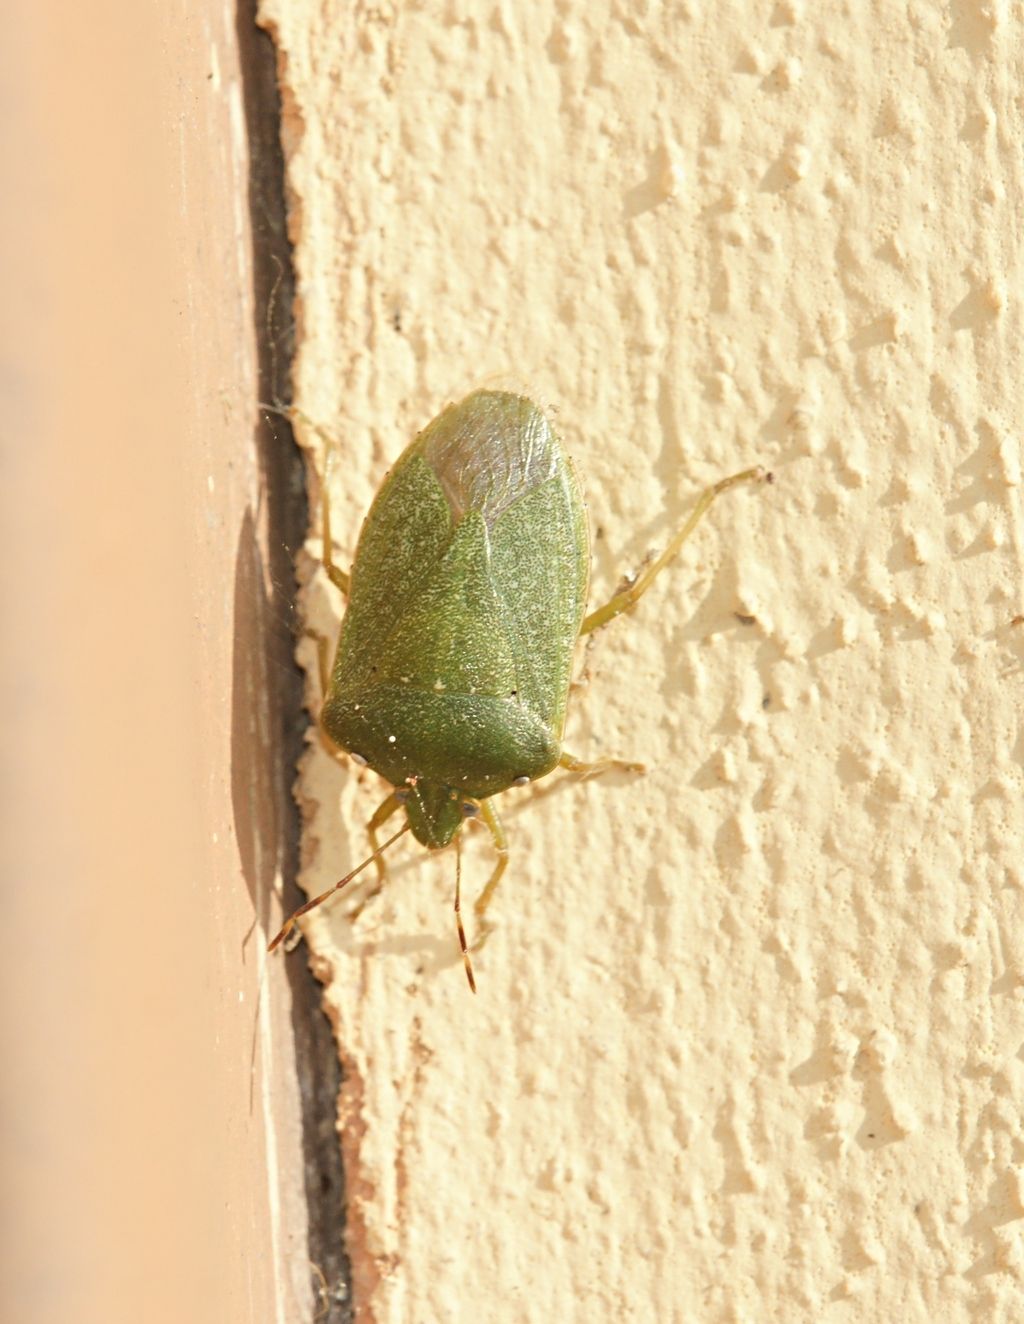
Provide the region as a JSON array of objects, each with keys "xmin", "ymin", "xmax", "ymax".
[{"xmin": 259, "ymin": 2, "xmax": 1024, "ymax": 1319}]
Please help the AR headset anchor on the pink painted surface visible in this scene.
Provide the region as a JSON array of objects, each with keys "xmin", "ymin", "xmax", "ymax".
[{"xmin": 0, "ymin": 4, "xmax": 309, "ymax": 1321}]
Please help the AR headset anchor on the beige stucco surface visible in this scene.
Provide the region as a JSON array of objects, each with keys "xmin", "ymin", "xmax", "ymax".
[{"xmin": 260, "ymin": 2, "xmax": 1024, "ymax": 1319}]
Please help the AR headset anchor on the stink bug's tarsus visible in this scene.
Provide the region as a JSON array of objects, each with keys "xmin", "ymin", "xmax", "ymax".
[{"xmin": 267, "ymin": 390, "xmax": 771, "ymax": 990}]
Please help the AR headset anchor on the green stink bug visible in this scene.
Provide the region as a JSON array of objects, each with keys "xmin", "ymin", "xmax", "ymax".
[{"xmin": 270, "ymin": 390, "xmax": 770, "ymax": 990}]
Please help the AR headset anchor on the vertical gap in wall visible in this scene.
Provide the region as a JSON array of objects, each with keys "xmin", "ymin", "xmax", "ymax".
[{"xmin": 237, "ymin": 7, "xmax": 355, "ymax": 1322}]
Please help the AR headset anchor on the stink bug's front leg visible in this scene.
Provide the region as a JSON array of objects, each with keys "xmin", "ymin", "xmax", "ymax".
[
  {"xmin": 472, "ymin": 799, "xmax": 510, "ymax": 950},
  {"xmin": 347, "ymin": 790, "xmax": 405, "ymax": 920},
  {"xmin": 580, "ymin": 465, "xmax": 770, "ymax": 635}
]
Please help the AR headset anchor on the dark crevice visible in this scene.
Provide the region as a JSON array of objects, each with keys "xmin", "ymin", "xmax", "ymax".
[{"xmin": 236, "ymin": 6, "xmax": 354, "ymax": 1321}]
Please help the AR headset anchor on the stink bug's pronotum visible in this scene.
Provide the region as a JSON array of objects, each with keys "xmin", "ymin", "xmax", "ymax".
[{"xmin": 270, "ymin": 390, "xmax": 770, "ymax": 990}]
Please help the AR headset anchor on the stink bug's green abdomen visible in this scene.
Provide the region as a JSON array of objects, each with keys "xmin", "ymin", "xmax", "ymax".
[{"xmin": 321, "ymin": 390, "xmax": 589, "ymax": 845}]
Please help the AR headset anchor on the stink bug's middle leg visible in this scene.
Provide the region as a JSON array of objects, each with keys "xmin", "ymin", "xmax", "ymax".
[
  {"xmin": 347, "ymin": 790, "xmax": 404, "ymax": 920},
  {"xmin": 559, "ymin": 751, "xmax": 646, "ymax": 778},
  {"xmin": 579, "ymin": 465, "xmax": 769, "ymax": 635}
]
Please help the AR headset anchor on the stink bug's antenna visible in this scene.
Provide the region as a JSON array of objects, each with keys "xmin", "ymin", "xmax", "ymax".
[
  {"xmin": 454, "ymin": 836, "xmax": 477, "ymax": 994},
  {"xmin": 268, "ymin": 823, "xmax": 411, "ymax": 953}
]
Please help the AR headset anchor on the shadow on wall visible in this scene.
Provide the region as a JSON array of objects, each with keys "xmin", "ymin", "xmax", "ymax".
[{"xmin": 234, "ymin": 2, "xmax": 354, "ymax": 1321}]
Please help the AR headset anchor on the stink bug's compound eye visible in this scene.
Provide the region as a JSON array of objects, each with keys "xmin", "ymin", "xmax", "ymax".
[
  {"xmin": 394, "ymin": 789, "xmax": 410, "ymax": 804},
  {"xmin": 462, "ymin": 801, "xmax": 480, "ymax": 818},
  {"xmin": 512, "ymin": 775, "xmax": 530, "ymax": 787},
  {"xmin": 351, "ymin": 752, "xmax": 368, "ymax": 767}
]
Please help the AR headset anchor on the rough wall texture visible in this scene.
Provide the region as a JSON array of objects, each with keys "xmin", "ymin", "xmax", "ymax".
[{"xmin": 258, "ymin": 1, "xmax": 1024, "ymax": 1319}]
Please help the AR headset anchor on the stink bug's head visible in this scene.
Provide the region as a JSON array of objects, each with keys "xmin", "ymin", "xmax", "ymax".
[{"xmin": 402, "ymin": 781, "xmax": 475, "ymax": 849}]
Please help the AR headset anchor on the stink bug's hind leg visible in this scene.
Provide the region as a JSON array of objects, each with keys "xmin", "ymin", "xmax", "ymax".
[
  {"xmin": 579, "ymin": 465, "xmax": 770, "ymax": 635},
  {"xmin": 258, "ymin": 402, "xmax": 352, "ymax": 597},
  {"xmin": 303, "ymin": 630, "xmax": 333, "ymax": 702},
  {"xmin": 347, "ymin": 791, "xmax": 405, "ymax": 921},
  {"xmin": 302, "ymin": 447, "xmax": 347, "ymax": 703},
  {"xmin": 559, "ymin": 751, "xmax": 647, "ymax": 778},
  {"xmin": 472, "ymin": 800, "xmax": 510, "ymax": 951},
  {"xmin": 319, "ymin": 458, "xmax": 350, "ymax": 597}
]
